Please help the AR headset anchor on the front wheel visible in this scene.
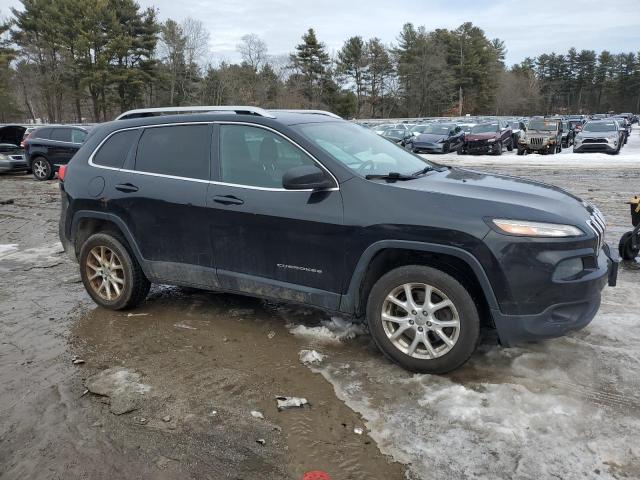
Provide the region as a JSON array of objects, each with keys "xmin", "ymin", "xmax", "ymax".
[
  {"xmin": 494, "ymin": 141, "xmax": 502, "ymax": 156},
  {"xmin": 79, "ymin": 233, "xmax": 150, "ymax": 310},
  {"xmin": 366, "ymin": 265, "xmax": 480, "ymax": 374}
]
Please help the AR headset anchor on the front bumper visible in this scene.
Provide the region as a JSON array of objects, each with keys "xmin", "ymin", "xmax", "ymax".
[
  {"xmin": 0, "ymin": 155, "xmax": 28, "ymax": 173},
  {"xmin": 493, "ymin": 243, "xmax": 618, "ymax": 346},
  {"xmin": 574, "ymin": 142, "xmax": 617, "ymax": 153},
  {"xmin": 412, "ymin": 142, "xmax": 445, "ymax": 153},
  {"xmin": 464, "ymin": 142, "xmax": 498, "ymax": 154}
]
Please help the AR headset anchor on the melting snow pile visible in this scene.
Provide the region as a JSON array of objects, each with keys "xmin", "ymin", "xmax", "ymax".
[
  {"xmin": 288, "ymin": 316, "xmax": 365, "ymax": 342},
  {"xmin": 0, "ymin": 244, "xmax": 19, "ymax": 257},
  {"xmin": 299, "ymin": 349, "xmax": 326, "ymax": 364}
]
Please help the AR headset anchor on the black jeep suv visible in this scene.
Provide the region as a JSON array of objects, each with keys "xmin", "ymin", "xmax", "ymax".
[
  {"xmin": 25, "ymin": 125, "xmax": 91, "ymax": 180},
  {"xmin": 59, "ymin": 107, "xmax": 618, "ymax": 374}
]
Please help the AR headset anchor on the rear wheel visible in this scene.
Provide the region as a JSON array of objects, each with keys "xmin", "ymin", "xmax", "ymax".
[
  {"xmin": 79, "ymin": 233, "xmax": 150, "ymax": 310},
  {"xmin": 619, "ymin": 231, "xmax": 639, "ymax": 260},
  {"xmin": 32, "ymin": 157, "xmax": 54, "ymax": 181},
  {"xmin": 366, "ymin": 265, "xmax": 480, "ymax": 374}
]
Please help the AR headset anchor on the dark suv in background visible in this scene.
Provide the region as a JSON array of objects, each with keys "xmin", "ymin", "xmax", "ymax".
[
  {"xmin": 59, "ymin": 106, "xmax": 618, "ymax": 374},
  {"xmin": 457, "ymin": 121, "xmax": 513, "ymax": 155},
  {"xmin": 25, "ymin": 125, "xmax": 91, "ymax": 180}
]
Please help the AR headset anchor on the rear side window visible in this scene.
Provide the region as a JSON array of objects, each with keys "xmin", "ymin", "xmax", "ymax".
[
  {"xmin": 33, "ymin": 128, "xmax": 51, "ymax": 139},
  {"xmin": 50, "ymin": 128, "xmax": 72, "ymax": 142},
  {"xmin": 135, "ymin": 125, "xmax": 210, "ymax": 180},
  {"xmin": 93, "ymin": 129, "xmax": 139, "ymax": 169},
  {"xmin": 72, "ymin": 129, "xmax": 88, "ymax": 144}
]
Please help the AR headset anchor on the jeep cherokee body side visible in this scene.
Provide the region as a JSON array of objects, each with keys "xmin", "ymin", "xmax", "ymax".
[{"xmin": 59, "ymin": 109, "xmax": 618, "ymax": 373}]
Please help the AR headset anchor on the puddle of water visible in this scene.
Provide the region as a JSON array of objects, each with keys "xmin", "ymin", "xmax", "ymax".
[{"xmin": 71, "ymin": 287, "xmax": 405, "ymax": 479}]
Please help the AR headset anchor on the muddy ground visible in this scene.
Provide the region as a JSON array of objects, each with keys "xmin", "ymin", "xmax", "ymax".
[{"xmin": 1, "ymin": 134, "xmax": 640, "ymax": 480}]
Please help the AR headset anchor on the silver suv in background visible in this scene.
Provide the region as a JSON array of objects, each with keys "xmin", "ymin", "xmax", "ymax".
[{"xmin": 573, "ymin": 120, "xmax": 622, "ymax": 154}]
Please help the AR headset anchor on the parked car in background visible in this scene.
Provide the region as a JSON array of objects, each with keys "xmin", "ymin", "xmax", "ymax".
[
  {"xmin": 573, "ymin": 120, "xmax": 622, "ymax": 154},
  {"xmin": 507, "ymin": 120, "xmax": 526, "ymax": 146},
  {"xmin": 373, "ymin": 123, "xmax": 412, "ymax": 135},
  {"xmin": 612, "ymin": 116, "xmax": 631, "ymax": 144},
  {"xmin": 59, "ymin": 106, "xmax": 617, "ymax": 374},
  {"xmin": 0, "ymin": 124, "xmax": 28, "ymax": 174},
  {"xmin": 458, "ymin": 121, "xmax": 513, "ymax": 155},
  {"xmin": 560, "ymin": 120, "xmax": 575, "ymax": 148},
  {"xmin": 517, "ymin": 118, "xmax": 562, "ymax": 155},
  {"xmin": 24, "ymin": 125, "xmax": 91, "ymax": 180},
  {"xmin": 406, "ymin": 123, "xmax": 464, "ymax": 154},
  {"xmin": 381, "ymin": 128, "xmax": 412, "ymax": 146}
]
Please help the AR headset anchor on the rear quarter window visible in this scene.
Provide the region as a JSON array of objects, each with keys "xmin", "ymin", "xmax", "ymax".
[
  {"xmin": 135, "ymin": 125, "xmax": 210, "ymax": 180},
  {"xmin": 93, "ymin": 129, "xmax": 139, "ymax": 169},
  {"xmin": 33, "ymin": 128, "xmax": 51, "ymax": 139}
]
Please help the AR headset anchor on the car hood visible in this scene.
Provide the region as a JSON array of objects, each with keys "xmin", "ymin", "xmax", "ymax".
[
  {"xmin": 526, "ymin": 130, "xmax": 555, "ymax": 136},
  {"xmin": 393, "ymin": 167, "xmax": 591, "ymax": 225},
  {"xmin": 0, "ymin": 125, "xmax": 26, "ymax": 146},
  {"xmin": 465, "ymin": 133, "xmax": 496, "ymax": 141},
  {"xmin": 414, "ymin": 133, "xmax": 447, "ymax": 143}
]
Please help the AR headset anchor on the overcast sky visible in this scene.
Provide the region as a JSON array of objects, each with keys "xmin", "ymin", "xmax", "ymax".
[{"xmin": 2, "ymin": 0, "xmax": 639, "ymax": 65}]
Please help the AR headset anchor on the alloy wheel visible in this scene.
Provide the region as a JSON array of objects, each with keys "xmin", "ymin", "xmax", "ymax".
[
  {"xmin": 33, "ymin": 159, "xmax": 49, "ymax": 179},
  {"xmin": 85, "ymin": 245, "xmax": 125, "ymax": 301},
  {"xmin": 381, "ymin": 283, "xmax": 460, "ymax": 359}
]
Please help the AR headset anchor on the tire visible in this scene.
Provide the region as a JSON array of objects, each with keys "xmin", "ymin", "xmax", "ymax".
[
  {"xmin": 494, "ymin": 141, "xmax": 502, "ymax": 156},
  {"xmin": 366, "ymin": 265, "xmax": 480, "ymax": 374},
  {"xmin": 457, "ymin": 147, "xmax": 465, "ymax": 155},
  {"xmin": 443, "ymin": 143, "xmax": 450, "ymax": 154},
  {"xmin": 32, "ymin": 156, "xmax": 54, "ymax": 181},
  {"xmin": 547, "ymin": 144, "xmax": 556, "ymax": 155},
  {"xmin": 517, "ymin": 147, "xmax": 524, "ymax": 156},
  {"xmin": 506, "ymin": 139, "xmax": 514, "ymax": 152},
  {"xmin": 79, "ymin": 233, "xmax": 150, "ymax": 310},
  {"xmin": 619, "ymin": 231, "xmax": 639, "ymax": 260}
]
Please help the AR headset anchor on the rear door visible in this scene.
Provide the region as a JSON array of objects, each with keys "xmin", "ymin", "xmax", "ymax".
[
  {"xmin": 48, "ymin": 128, "xmax": 75, "ymax": 166},
  {"xmin": 206, "ymin": 122, "xmax": 345, "ymax": 309},
  {"xmin": 109, "ymin": 123, "xmax": 217, "ymax": 287}
]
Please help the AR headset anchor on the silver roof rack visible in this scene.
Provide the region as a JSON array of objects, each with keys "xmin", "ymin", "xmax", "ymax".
[
  {"xmin": 115, "ymin": 106, "xmax": 276, "ymax": 121},
  {"xmin": 269, "ymin": 109, "xmax": 342, "ymax": 119}
]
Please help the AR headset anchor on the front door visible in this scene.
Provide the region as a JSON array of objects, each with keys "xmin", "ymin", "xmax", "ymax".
[{"xmin": 207, "ymin": 122, "xmax": 345, "ymax": 309}]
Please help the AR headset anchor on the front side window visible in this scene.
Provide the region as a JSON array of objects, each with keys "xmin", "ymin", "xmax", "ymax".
[
  {"xmin": 50, "ymin": 128, "xmax": 72, "ymax": 142},
  {"xmin": 219, "ymin": 124, "xmax": 317, "ymax": 188},
  {"xmin": 135, "ymin": 125, "xmax": 210, "ymax": 180},
  {"xmin": 294, "ymin": 121, "xmax": 431, "ymax": 177},
  {"xmin": 93, "ymin": 129, "xmax": 139, "ymax": 169}
]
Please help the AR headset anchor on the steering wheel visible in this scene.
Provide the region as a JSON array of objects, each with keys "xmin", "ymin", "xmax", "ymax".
[{"xmin": 356, "ymin": 160, "xmax": 375, "ymax": 174}]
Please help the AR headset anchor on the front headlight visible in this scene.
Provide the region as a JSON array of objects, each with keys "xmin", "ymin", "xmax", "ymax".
[
  {"xmin": 0, "ymin": 154, "xmax": 10, "ymax": 164},
  {"xmin": 487, "ymin": 138, "xmax": 495, "ymax": 143},
  {"xmin": 492, "ymin": 219, "xmax": 584, "ymax": 237}
]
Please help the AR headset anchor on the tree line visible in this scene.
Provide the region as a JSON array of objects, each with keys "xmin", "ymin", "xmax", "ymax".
[{"xmin": 0, "ymin": 0, "xmax": 638, "ymax": 123}]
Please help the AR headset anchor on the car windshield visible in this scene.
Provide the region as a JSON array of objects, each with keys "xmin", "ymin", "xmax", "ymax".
[
  {"xmin": 410, "ymin": 125, "xmax": 428, "ymax": 134},
  {"xmin": 508, "ymin": 121, "xmax": 520, "ymax": 128},
  {"xmin": 528, "ymin": 120, "xmax": 558, "ymax": 131},
  {"xmin": 294, "ymin": 122, "xmax": 432, "ymax": 177},
  {"xmin": 583, "ymin": 122, "xmax": 617, "ymax": 132},
  {"xmin": 418, "ymin": 124, "xmax": 453, "ymax": 135},
  {"xmin": 470, "ymin": 123, "xmax": 498, "ymax": 133},
  {"xmin": 384, "ymin": 129, "xmax": 405, "ymax": 137}
]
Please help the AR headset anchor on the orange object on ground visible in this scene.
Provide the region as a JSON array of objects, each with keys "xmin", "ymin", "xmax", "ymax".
[{"xmin": 302, "ymin": 471, "xmax": 331, "ymax": 480}]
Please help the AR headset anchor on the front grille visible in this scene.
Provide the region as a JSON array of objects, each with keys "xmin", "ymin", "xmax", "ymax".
[
  {"xmin": 585, "ymin": 204, "xmax": 606, "ymax": 251},
  {"xmin": 529, "ymin": 137, "xmax": 544, "ymax": 145},
  {"xmin": 584, "ymin": 138, "xmax": 606, "ymax": 144}
]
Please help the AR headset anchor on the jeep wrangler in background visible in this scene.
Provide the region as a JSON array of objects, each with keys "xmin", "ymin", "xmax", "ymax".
[
  {"xmin": 517, "ymin": 118, "xmax": 563, "ymax": 155},
  {"xmin": 59, "ymin": 106, "xmax": 618, "ymax": 374}
]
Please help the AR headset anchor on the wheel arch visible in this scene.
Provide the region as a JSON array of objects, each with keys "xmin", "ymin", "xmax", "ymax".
[
  {"xmin": 71, "ymin": 211, "xmax": 148, "ymax": 276},
  {"xmin": 340, "ymin": 241, "xmax": 499, "ymax": 326}
]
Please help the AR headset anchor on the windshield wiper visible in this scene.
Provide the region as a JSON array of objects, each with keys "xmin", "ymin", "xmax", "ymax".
[
  {"xmin": 365, "ymin": 172, "xmax": 419, "ymax": 181},
  {"xmin": 411, "ymin": 166, "xmax": 434, "ymax": 176}
]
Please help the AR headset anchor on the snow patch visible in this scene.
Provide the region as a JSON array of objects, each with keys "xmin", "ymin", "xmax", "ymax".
[
  {"xmin": 288, "ymin": 316, "xmax": 365, "ymax": 342},
  {"xmin": 0, "ymin": 244, "xmax": 19, "ymax": 257},
  {"xmin": 299, "ymin": 349, "xmax": 326, "ymax": 364}
]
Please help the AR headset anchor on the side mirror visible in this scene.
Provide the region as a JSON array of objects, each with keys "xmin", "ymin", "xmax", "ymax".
[{"xmin": 283, "ymin": 165, "xmax": 334, "ymax": 191}]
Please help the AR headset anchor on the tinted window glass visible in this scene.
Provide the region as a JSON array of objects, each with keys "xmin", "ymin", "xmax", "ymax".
[
  {"xmin": 50, "ymin": 128, "xmax": 72, "ymax": 142},
  {"xmin": 220, "ymin": 124, "xmax": 317, "ymax": 188},
  {"xmin": 93, "ymin": 129, "xmax": 139, "ymax": 169},
  {"xmin": 33, "ymin": 128, "xmax": 51, "ymax": 139},
  {"xmin": 72, "ymin": 129, "xmax": 88, "ymax": 144},
  {"xmin": 135, "ymin": 125, "xmax": 210, "ymax": 180}
]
